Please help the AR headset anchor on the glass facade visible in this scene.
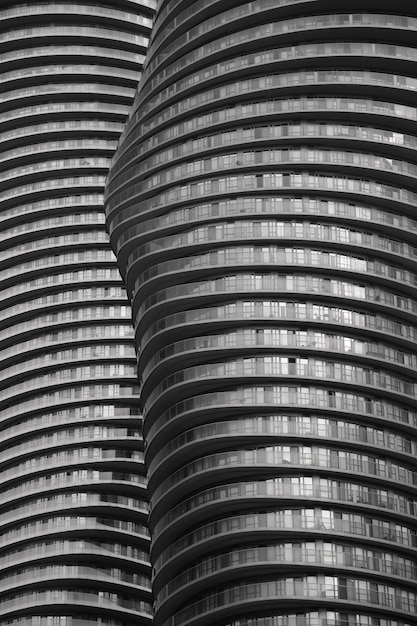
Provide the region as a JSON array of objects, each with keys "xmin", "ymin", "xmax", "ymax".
[
  {"xmin": 106, "ymin": 1, "xmax": 417, "ymax": 625},
  {"xmin": 0, "ymin": 1, "xmax": 154, "ymax": 625}
]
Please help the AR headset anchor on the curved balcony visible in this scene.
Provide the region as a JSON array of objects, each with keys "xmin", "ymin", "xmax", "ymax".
[
  {"xmin": 162, "ymin": 575, "xmax": 417, "ymax": 626},
  {"xmin": 0, "ymin": 1, "xmax": 154, "ymax": 625},
  {"xmin": 106, "ymin": 1, "xmax": 417, "ymax": 625},
  {"xmin": 154, "ymin": 507, "xmax": 417, "ymax": 574},
  {"xmin": 109, "ymin": 98, "xmax": 417, "ymax": 186}
]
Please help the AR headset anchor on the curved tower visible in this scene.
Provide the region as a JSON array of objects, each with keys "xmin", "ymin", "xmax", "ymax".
[
  {"xmin": 106, "ymin": 1, "xmax": 417, "ymax": 626},
  {"xmin": 0, "ymin": 1, "xmax": 154, "ymax": 625}
]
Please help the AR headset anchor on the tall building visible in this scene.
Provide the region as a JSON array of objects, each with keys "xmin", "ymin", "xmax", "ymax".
[
  {"xmin": 106, "ymin": 1, "xmax": 417, "ymax": 626},
  {"xmin": 0, "ymin": 2, "xmax": 154, "ymax": 625}
]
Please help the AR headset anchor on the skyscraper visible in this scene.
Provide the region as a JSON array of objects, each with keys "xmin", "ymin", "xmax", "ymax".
[
  {"xmin": 106, "ymin": 1, "xmax": 417, "ymax": 625},
  {"xmin": 0, "ymin": 1, "xmax": 154, "ymax": 624}
]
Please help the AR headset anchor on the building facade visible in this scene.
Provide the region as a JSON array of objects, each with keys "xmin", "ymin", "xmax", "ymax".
[
  {"xmin": 0, "ymin": 2, "xmax": 154, "ymax": 625},
  {"xmin": 106, "ymin": 1, "xmax": 417, "ymax": 626}
]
